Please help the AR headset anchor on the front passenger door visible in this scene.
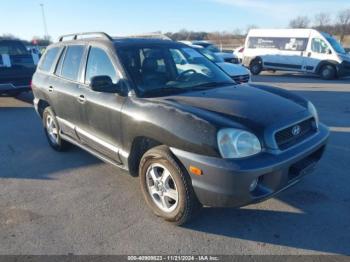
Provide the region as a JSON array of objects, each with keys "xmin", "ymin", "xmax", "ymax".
[{"xmin": 77, "ymin": 46, "xmax": 126, "ymax": 163}]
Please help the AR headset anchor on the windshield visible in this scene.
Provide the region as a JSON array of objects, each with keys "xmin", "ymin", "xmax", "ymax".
[
  {"xmin": 0, "ymin": 40, "xmax": 30, "ymax": 55},
  {"xmin": 205, "ymin": 44, "xmax": 220, "ymax": 53},
  {"xmin": 323, "ymin": 34, "xmax": 346, "ymax": 54},
  {"xmin": 194, "ymin": 48, "xmax": 224, "ymax": 63},
  {"xmin": 117, "ymin": 44, "xmax": 234, "ymax": 97}
]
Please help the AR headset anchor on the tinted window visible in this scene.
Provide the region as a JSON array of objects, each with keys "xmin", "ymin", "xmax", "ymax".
[
  {"xmin": 248, "ymin": 37, "xmax": 308, "ymax": 51},
  {"xmin": 0, "ymin": 40, "xmax": 29, "ymax": 55},
  {"xmin": 85, "ymin": 47, "xmax": 117, "ymax": 84},
  {"xmin": 61, "ymin": 45, "xmax": 85, "ymax": 81},
  {"xmin": 39, "ymin": 47, "xmax": 60, "ymax": 72}
]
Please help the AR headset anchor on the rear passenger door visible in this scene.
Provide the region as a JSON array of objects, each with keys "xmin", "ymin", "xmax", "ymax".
[
  {"xmin": 51, "ymin": 45, "xmax": 87, "ymax": 140},
  {"xmin": 76, "ymin": 45, "xmax": 125, "ymax": 163}
]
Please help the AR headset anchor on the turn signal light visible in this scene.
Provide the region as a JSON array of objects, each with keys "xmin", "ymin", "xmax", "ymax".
[{"xmin": 189, "ymin": 166, "xmax": 202, "ymax": 176}]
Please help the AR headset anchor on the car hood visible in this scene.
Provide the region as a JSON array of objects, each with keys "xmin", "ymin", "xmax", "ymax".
[
  {"xmin": 152, "ymin": 84, "xmax": 307, "ymax": 130},
  {"xmin": 216, "ymin": 62, "xmax": 250, "ymax": 76},
  {"xmin": 338, "ymin": 53, "xmax": 350, "ymax": 62}
]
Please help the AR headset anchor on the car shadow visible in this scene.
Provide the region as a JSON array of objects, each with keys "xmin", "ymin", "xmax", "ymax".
[{"xmin": 0, "ymin": 106, "xmax": 101, "ymax": 180}]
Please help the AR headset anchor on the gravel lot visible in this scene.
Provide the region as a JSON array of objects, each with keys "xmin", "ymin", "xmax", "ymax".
[{"xmin": 0, "ymin": 72, "xmax": 349, "ymax": 255}]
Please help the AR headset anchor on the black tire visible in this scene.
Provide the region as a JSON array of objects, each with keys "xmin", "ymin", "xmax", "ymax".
[
  {"xmin": 250, "ymin": 59, "xmax": 263, "ymax": 75},
  {"xmin": 43, "ymin": 107, "xmax": 70, "ymax": 151},
  {"xmin": 319, "ymin": 64, "xmax": 336, "ymax": 80},
  {"xmin": 139, "ymin": 145, "xmax": 201, "ymax": 225}
]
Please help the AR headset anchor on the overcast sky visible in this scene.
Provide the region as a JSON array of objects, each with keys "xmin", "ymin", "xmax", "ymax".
[{"xmin": 1, "ymin": 0, "xmax": 349, "ymax": 41}]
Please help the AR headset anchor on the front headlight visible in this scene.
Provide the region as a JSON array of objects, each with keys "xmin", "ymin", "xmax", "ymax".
[
  {"xmin": 308, "ymin": 101, "xmax": 319, "ymax": 128},
  {"xmin": 217, "ymin": 128, "xmax": 261, "ymax": 158}
]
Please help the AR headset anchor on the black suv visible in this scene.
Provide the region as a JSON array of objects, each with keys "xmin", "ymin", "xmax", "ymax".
[
  {"xmin": 0, "ymin": 39, "xmax": 36, "ymax": 95},
  {"xmin": 32, "ymin": 32, "xmax": 329, "ymax": 225}
]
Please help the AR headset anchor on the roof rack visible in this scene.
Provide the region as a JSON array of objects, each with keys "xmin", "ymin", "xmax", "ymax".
[
  {"xmin": 58, "ymin": 32, "xmax": 113, "ymax": 42},
  {"xmin": 125, "ymin": 33, "xmax": 172, "ymax": 41}
]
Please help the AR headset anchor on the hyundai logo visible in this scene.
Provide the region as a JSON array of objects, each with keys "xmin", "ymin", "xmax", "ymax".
[{"xmin": 292, "ymin": 125, "xmax": 301, "ymax": 136}]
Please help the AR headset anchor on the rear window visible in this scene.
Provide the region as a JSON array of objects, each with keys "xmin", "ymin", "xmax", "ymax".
[
  {"xmin": 0, "ymin": 40, "xmax": 29, "ymax": 55},
  {"xmin": 39, "ymin": 47, "xmax": 60, "ymax": 72},
  {"xmin": 248, "ymin": 37, "xmax": 308, "ymax": 51},
  {"xmin": 60, "ymin": 45, "xmax": 85, "ymax": 81}
]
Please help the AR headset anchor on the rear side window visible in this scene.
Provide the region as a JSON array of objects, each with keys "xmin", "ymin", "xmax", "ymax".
[
  {"xmin": 85, "ymin": 47, "xmax": 117, "ymax": 84},
  {"xmin": 39, "ymin": 47, "xmax": 60, "ymax": 72},
  {"xmin": 61, "ymin": 45, "xmax": 85, "ymax": 81}
]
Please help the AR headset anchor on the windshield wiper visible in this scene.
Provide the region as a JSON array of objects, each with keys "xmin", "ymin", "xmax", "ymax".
[
  {"xmin": 142, "ymin": 87, "xmax": 188, "ymax": 97},
  {"xmin": 190, "ymin": 81, "xmax": 236, "ymax": 90}
]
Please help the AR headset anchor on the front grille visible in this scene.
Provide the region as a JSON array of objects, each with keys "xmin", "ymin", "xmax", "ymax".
[
  {"xmin": 275, "ymin": 118, "xmax": 316, "ymax": 150},
  {"xmin": 232, "ymin": 74, "xmax": 250, "ymax": 83}
]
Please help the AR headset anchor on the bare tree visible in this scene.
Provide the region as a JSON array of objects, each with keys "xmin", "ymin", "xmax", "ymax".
[
  {"xmin": 336, "ymin": 9, "xmax": 350, "ymax": 42},
  {"xmin": 314, "ymin": 13, "xmax": 331, "ymax": 27},
  {"xmin": 289, "ymin": 16, "xmax": 310, "ymax": 28}
]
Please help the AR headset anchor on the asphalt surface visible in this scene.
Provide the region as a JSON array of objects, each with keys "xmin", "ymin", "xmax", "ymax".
[{"xmin": 0, "ymin": 71, "xmax": 349, "ymax": 255}]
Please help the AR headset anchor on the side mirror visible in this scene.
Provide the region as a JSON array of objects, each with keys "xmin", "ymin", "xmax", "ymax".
[{"xmin": 90, "ymin": 75, "xmax": 120, "ymax": 93}]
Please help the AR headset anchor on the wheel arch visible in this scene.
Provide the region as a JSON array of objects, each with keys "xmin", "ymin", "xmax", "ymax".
[
  {"xmin": 127, "ymin": 136, "xmax": 163, "ymax": 177},
  {"xmin": 37, "ymin": 99, "xmax": 51, "ymax": 118},
  {"xmin": 315, "ymin": 60, "xmax": 340, "ymax": 75}
]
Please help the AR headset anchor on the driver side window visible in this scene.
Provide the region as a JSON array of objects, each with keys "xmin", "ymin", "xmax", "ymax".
[
  {"xmin": 85, "ymin": 47, "xmax": 118, "ymax": 85},
  {"xmin": 311, "ymin": 38, "xmax": 329, "ymax": 54}
]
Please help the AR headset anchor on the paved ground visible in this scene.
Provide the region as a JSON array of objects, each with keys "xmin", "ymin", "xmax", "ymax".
[{"xmin": 0, "ymin": 72, "xmax": 349, "ymax": 255}]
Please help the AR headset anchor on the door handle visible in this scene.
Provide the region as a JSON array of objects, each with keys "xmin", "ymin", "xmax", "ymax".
[
  {"xmin": 307, "ymin": 52, "xmax": 312, "ymax": 57},
  {"xmin": 77, "ymin": 95, "xmax": 86, "ymax": 103},
  {"xmin": 48, "ymin": 86, "xmax": 53, "ymax": 92}
]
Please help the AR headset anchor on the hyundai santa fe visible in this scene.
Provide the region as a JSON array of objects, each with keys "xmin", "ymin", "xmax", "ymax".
[{"xmin": 32, "ymin": 32, "xmax": 329, "ymax": 225}]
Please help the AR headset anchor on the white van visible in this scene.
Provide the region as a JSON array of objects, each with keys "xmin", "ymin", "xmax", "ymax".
[{"xmin": 243, "ymin": 29, "xmax": 350, "ymax": 79}]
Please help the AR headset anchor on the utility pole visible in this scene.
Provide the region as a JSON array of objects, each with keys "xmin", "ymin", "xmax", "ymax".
[{"xmin": 40, "ymin": 3, "xmax": 49, "ymax": 40}]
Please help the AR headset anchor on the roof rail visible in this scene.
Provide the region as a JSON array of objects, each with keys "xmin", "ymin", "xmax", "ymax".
[
  {"xmin": 125, "ymin": 33, "xmax": 172, "ymax": 41},
  {"xmin": 58, "ymin": 32, "xmax": 113, "ymax": 42}
]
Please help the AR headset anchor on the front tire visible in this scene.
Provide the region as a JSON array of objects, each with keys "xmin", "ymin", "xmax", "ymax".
[
  {"xmin": 319, "ymin": 64, "xmax": 336, "ymax": 80},
  {"xmin": 43, "ymin": 107, "xmax": 70, "ymax": 151},
  {"xmin": 250, "ymin": 59, "xmax": 263, "ymax": 75},
  {"xmin": 139, "ymin": 146, "xmax": 201, "ymax": 225}
]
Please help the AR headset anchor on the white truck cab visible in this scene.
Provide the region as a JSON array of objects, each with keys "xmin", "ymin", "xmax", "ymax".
[{"xmin": 243, "ymin": 29, "xmax": 350, "ymax": 79}]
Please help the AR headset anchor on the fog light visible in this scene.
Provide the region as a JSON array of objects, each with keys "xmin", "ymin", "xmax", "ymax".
[{"xmin": 249, "ymin": 178, "xmax": 258, "ymax": 192}]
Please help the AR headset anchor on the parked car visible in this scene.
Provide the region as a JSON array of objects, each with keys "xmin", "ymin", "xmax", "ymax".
[
  {"xmin": 243, "ymin": 29, "xmax": 350, "ymax": 80},
  {"xmin": 32, "ymin": 32, "xmax": 329, "ymax": 225},
  {"xmin": 191, "ymin": 41, "xmax": 239, "ymax": 64},
  {"xmin": 190, "ymin": 45, "xmax": 250, "ymax": 83},
  {"xmin": 0, "ymin": 39, "xmax": 36, "ymax": 95},
  {"xmin": 234, "ymin": 45, "xmax": 244, "ymax": 63}
]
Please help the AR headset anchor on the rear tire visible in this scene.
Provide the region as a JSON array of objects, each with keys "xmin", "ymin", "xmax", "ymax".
[
  {"xmin": 250, "ymin": 59, "xmax": 263, "ymax": 75},
  {"xmin": 319, "ymin": 64, "xmax": 336, "ymax": 80},
  {"xmin": 139, "ymin": 145, "xmax": 201, "ymax": 225},
  {"xmin": 43, "ymin": 107, "xmax": 70, "ymax": 151}
]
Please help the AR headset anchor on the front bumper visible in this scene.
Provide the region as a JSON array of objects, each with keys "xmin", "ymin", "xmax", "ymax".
[
  {"xmin": 170, "ymin": 124, "xmax": 329, "ymax": 207},
  {"xmin": 338, "ymin": 61, "xmax": 350, "ymax": 77}
]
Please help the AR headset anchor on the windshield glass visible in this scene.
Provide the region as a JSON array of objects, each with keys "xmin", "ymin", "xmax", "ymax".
[
  {"xmin": 117, "ymin": 44, "xmax": 234, "ymax": 97},
  {"xmin": 206, "ymin": 44, "xmax": 220, "ymax": 53},
  {"xmin": 323, "ymin": 34, "xmax": 346, "ymax": 54},
  {"xmin": 195, "ymin": 48, "xmax": 224, "ymax": 63}
]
